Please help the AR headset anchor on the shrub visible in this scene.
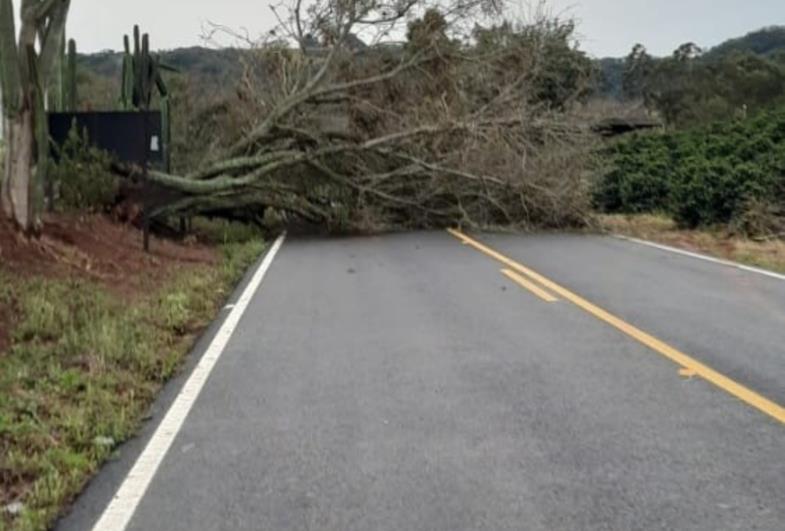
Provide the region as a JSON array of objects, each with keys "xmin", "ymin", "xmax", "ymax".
[
  {"xmin": 594, "ymin": 106, "xmax": 785, "ymax": 231},
  {"xmin": 50, "ymin": 126, "xmax": 118, "ymax": 212},
  {"xmin": 731, "ymin": 197, "xmax": 785, "ymax": 236}
]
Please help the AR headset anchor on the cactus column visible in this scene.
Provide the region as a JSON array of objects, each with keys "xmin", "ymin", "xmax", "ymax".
[
  {"xmin": 121, "ymin": 25, "xmax": 170, "ymax": 111},
  {"xmin": 55, "ymin": 34, "xmax": 77, "ymax": 112},
  {"xmin": 120, "ymin": 35, "xmax": 134, "ymax": 109},
  {"xmin": 0, "ymin": 0, "xmax": 72, "ymax": 232},
  {"xmin": 119, "ymin": 25, "xmax": 174, "ymax": 170},
  {"xmin": 64, "ymin": 39, "xmax": 77, "ymax": 111}
]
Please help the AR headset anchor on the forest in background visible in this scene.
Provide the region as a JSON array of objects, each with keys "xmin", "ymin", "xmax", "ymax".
[{"xmin": 596, "ymin": 26, "xmax": 785, "ymax": 126}]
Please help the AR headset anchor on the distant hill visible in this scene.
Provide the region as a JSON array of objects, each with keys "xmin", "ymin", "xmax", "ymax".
[
  {"xmin": 703, "ymin": 26, "xmax": 785, "ymax": 60},
  {"xmin": 593, "ymin": 26, "xmax": 785, "ymax": 100},
  {"xmin": 78, "ymin": 46, "xmax": 246, "ymax": 96},
  {"xmin": 74, "ymin": 26, "xmax": 785, "ymax": 104}
]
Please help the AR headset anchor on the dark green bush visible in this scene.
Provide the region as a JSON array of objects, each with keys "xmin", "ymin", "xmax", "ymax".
[
  {"xmin": 594, "ymin": 107, "xmax": 785, "ymax": 229},
  {"xmin": 50, "ymin": 126, "xmax": 118, "ymax": 212}
]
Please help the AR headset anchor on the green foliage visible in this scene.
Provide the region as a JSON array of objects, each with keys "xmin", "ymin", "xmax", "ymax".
[
  {"xmin": 704, "ymin": 26, "xmax": 785, "ymax": 60},
  {"xmin": 645, "ymin": 50, "xmax": 785, "ymax": 127},
  {"xmin": 621, "ymin": 43, "xmax": 655, "ymax": 101},
  {"xmin": 595, "ymin": 26, "xmax": 785, "ymax": 125},
  {"xmin": 595, "ymin": 107, "xmax": 785, "ymax": 230},
  {"xmin": 0, "ymin": 238, "xmax": 264, "ymax": 530},
  {"xmin": 190, "ymin": 217, "xmax": 265, "ymax": 245},
  {"xmin": 78, "ymin": 47, "xmax": 244, "ymax": 100},
  {"xmin": 50, "ymin": 126, "xmax": 117, "ymax": 212}
]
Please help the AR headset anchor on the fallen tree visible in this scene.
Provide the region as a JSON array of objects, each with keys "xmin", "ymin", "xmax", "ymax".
[{"xmin": 128, "ymin": 0, "xmax": 596, "ymax": 232}]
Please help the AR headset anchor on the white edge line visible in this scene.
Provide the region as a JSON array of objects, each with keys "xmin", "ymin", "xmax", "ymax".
[
  {"xmin": 92, "ymin": 233, "xmax": 286, "ymax": 531},
  {"xmin": 614, "ymin": 234, "xmax": 785, "ymax": 282}
]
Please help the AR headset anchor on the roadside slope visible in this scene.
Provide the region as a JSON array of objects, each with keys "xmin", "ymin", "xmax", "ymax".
[{"xmin": 0, "ymin": 215, "xmax": 264, "ymax": 530}]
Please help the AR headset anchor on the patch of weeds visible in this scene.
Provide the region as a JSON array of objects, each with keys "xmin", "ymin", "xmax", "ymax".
[
  {"xmin": 50, "ymin": 127, "xmax": 117, "ymax": 212},
  {"xmin": 597, "ymin": 213, "xmax": 785, "ymax": 274},
  {"xmin": 219, "ymin": 240, "xmax": 266, "ymax": 285},
  {"xmin": 0, "ymin": 238, "xmax": 264, "ymax": 530},
  {"xmin": 191, "ymin": 217, "xmax": 265, "ymax": 245}
]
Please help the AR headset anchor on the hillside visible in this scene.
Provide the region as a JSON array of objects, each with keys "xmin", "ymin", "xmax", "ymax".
[
  {"xmin": 594, "ymin": 25, "xmax": 785, "ymax": 101},
  {"xmin": 71, "ymin": 26, "xmax": 785, "ymax": 105},
  {"xmin": 704, "ymin": 26, "xmax": 785, "ymax": 60},
  {"xmin": 78, "ymin": 46, "xmax": 246, "ymax": 96}
]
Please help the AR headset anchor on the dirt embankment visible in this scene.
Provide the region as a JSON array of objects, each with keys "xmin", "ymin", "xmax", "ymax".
[{"xmin": 0, "ymin": 214, "xmax": 217, "ymax": 354}]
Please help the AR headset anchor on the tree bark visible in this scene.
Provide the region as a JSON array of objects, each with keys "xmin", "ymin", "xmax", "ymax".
[{"xmin": 1, "ymin": 109, "xmax": 36, "ymax": 230}]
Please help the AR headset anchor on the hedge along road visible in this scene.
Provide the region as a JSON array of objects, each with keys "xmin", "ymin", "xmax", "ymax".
[{"xmin": 59, "ymin": 230, "xmax": 785, "ymax": 531}]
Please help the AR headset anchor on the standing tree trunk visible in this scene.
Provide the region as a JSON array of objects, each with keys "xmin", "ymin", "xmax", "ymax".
[
  {"xmin": 1, "ymin": 108, "xmax": 36, "ymax": 228},
  {"xmin": 0, "ymin": 0, "xmax": 70, "ymax": 232}
]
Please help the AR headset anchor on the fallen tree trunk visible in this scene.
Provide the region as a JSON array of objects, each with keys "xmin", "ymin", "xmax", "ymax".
[{"xmin": 129, "ymin": 1, "xmax": 596, "ymax": 233}]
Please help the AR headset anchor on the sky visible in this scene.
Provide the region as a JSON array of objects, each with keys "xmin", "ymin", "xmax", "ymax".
[{"xmin": 65, "ymin": 0, "xmax": 785, "ymax": 58}]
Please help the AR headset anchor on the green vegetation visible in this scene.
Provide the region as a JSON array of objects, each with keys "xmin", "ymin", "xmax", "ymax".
[
  {"xmin": 595, "ymin": 26, "xmax": 785, "ymax": 128},
  {"xmin": 189, "ymin": 217, "xmax": 269, "ymax": 245},
  {"xmin": 0, "ymin": 237, "xmax": 264, "ymax": 530},
  {"xmin": 704, "ymin": 26, "xmax": 785, "ymax": 60},
  {"xmin": 77, "ymin": 47, "xmax": 245, "ymax": 108},
  {"xmin": 49, "ymin": 127, "xmax": 117, "ymax": 212},
  {"xmin": 594, "ymin": 107, "xmax": 785, "ymax": 232},
  {"xmin": 625, "ymin": 45, "xmax": 785, "ymax": 127}
]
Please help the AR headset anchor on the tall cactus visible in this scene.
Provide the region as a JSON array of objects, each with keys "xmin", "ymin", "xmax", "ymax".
[
  {"xmin": 120, "ymin": 35, "xmax": 134, "ymax": 109},
  {"xmin": 53, "ymin": 36, "xmax": 77, "ymax": 112},
  {"xmin": 64, "ymin": 38, "xmax": 77, "ymax": 111},
  {"xmin": 120, "ymin": 25, "xmax": 172, "ymax": 111},
  {"xmin": 118, "ymin": 25, "xmax": 175, "ymax": 171},
  {"xmin": 55, "ymin": 31, "xmax": 65, "ymax": 111}
]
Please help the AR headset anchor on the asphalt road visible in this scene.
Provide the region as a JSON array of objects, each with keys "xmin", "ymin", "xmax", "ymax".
[{"xmin": 60, "ymin": 231, "xmax": 785, "ymax": 531}]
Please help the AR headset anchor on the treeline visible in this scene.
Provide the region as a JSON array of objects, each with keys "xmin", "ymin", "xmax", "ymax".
[
  {"xmin": 79, "ymin": 47, "xmax": 244, "ymax": 92},
  {"xmin": 594, "ymin": 106, "xmax": 785, "ymax": 233},
  {"xmin": 72, "ymin": 47, "xmax": 245, "ymax": 112},
  {"xmin": 596, "ymin": 26, "xmax": 785, "ymax": 128}
]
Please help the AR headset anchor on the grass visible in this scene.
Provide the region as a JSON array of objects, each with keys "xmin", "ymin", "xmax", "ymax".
[
  {"xmin": 597, "ymin": 213, "xmax": 785, "ymax": 274},
  {"xmin": 0, "ymin": 236, "xmax": 265, "ymax": 531},
  {"xmin": 190, "ymin": 217, "xmax": 265, "ymax": 245}
]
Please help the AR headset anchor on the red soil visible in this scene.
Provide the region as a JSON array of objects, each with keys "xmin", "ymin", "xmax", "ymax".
[{"xmin": 0, "ymin": 213, "xmax": 217, "ymax": 354}]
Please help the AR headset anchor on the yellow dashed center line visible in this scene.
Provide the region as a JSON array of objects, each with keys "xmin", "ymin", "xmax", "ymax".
[
  {"xmin": 448, "ymin": 228, "xmax": 785, "ymax": 425},
  {"xmin": 501, "ymin": 269, "xmax": 558, "ymax": 303}
]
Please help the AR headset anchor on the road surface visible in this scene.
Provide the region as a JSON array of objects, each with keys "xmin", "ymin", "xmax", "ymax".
[{"xmin": 59, "ymin": 231, "xmax": 785, "ymax": 531}]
